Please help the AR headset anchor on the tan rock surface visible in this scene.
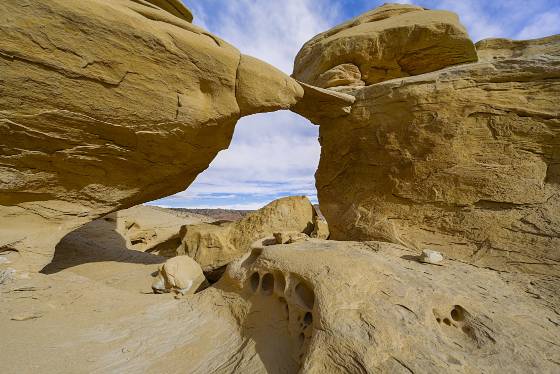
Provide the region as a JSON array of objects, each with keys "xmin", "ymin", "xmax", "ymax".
[
  {"xmin": 145, "ymin": 0, "xmax": 193, "ymax": 22},
  {"xmin": 273, "ymin": 231, "xmax": 310, "ymax": 244},
  {"xmin": 315, "ymin": 35, "xmax": 560, "ymax": 275},
  {"xmin": 2, "ymin": 239, "xmax": 557, "ymax": 373},
  {"xmin": 152, "ymin": 255, "xmax": 206, "ymax": 294},
  {"xmin": 178, "ymin": 196, "xmax": 315, "ymax": 270},
  {"xmin": 0, "ymin": 0, "xmax": 312, "ymax": 271},
  {"xmin": 293, "ymin": 3, "xmax": 477, "ymax": 89},
  {"xmin": 476, "ymin": 34, "xmax": 560, "ymax": 61},
  {"xmin": 109, "ymin": 205, "xmax": 212, "ymax": 255}
]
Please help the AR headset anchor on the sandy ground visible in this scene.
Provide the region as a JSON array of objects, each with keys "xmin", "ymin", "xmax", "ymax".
[{"xmin": 0, "ymin": 209, "xmax": 266, "ymax": 373}]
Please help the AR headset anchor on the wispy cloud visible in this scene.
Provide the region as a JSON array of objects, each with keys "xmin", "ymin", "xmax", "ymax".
[
  {"xmin": 188, "ymin": 0, "xmax": 338, "ymax": 73},
  {"xmin": 517, "ymin": 10, "xmax": 560, "ymax": 39}
]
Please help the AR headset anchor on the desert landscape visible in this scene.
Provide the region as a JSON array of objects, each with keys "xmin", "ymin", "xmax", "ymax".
[{"xmin": 1, "ymin": 0, "xmax": 559, "ymax": 373}]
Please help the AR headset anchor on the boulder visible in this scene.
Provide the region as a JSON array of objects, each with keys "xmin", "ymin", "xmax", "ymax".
[
  {"xmin": 177, "ymin": 196, "xmax": 315, "ymax": 270},
  {"xmin": 0, "ymin": 0, "xmax": 346, "ymax": 271},
  {"xmin": 420, "ymin": 249, "xmax": 444, "ymax": 264},
  {"xmin": 314, "ymin": 34, "xmax": 560, "ymax": 275},
  {"xmin": 310, "ymin": 209, "xmax": 329, "ymax": 240},
  {"xmin": 293, "ymin": 3, "xmax": 477, "ymax": 90},
  {"xmin": 152, "ymin": 256, "xmax": 206, "ymax": 295}
]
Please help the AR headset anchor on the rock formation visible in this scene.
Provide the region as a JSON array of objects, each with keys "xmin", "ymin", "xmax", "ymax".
[
  {"xmin": 152, "ymin": 255, "xmax": 207, "ymax": 295},
  {"xmin": 1, "ymin": 2, "xmax": 559, "ymax": 372},
  {"xmin": 109, "ymin": 205, "xmax": 212, "ymax": 254},
  {"xmin": 295, "ymin": 6, "xmax": 560, "ymax": 275},
  {"xmin": 0, "ymin": 0, "xmax": 347, "ymax": 270},
  {"xmin": 2, "ymin": 238, "xmax": 558, "ymax": 373},
  {"xmin": 293, "ymin": 3, "xmax": 478, "ymax": 90},
  {"xmin": 177, "ymin": 196, "xmax": 316, "ymax": 271}
]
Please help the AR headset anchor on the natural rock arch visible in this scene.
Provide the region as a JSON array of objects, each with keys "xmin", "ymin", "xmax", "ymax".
[{"xmin": 0, "ymin": 0, "xmax": 352, "ymax": 270}]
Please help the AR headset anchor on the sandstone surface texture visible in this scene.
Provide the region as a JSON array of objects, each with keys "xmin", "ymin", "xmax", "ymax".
[
  {"xmin": 1, "ymin": 238, "xmax": 558, "ymax": 373},
  {"xmin": 109, "ymin": 205, "xmax": 213, "ymax": 255},
  {"xmin": 310, "ymin": 29, "xmax": 560, "ymax": 274},
  {"xmin": 177, "ymin": 196, "xmax": 316, "ymax": 271},
  {"xmin": 293, "ymin": 3, "xmax": 477, "ymax": 90},
  {"xmin": 152, "ymin": 255, "xmax": 207, "ymax": 295},
  {"xmin": 0, "ymin": 0, "xmax": 349, "ymax": 271}
]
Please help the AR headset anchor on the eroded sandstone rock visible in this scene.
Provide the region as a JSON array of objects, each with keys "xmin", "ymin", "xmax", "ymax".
[
  {"xmin": 216, "ymin": 240, "xmax": 560, "ymax": 373},
  {"xmin": 152, "ymin": 255, "xmax": 206, "ymax": 295},
  {"xmin": 293, "ymin": 3, "xmax": 477, "ymax": 90},
  {"xmin": 313, "ymin": 34, "xmax": 560, "ymax": 274},
  {"xmin": 273, "ymin": 231, "xmax": 309, "ymax": 245},
  {"xmin": 0, "ymin": 0, "xmax": 338, "ymax": 271},
  {"xmin": 109, "ymin": 205, "xmax": 212, "ymax": 255},
  {"xmin": 177, "ymin": 196, "xmax": 316, "ymax": 271},
  {"xmin": 1, "ymin": 233, "xmax": 558, "ymax": 372}
]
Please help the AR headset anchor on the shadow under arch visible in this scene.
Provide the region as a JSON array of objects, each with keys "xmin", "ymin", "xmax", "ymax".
[{"xmin": 41, "ymin": 215, "xmax": 165, "ymax": 275}]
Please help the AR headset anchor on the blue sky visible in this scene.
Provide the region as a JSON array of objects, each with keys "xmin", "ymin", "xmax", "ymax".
[{"xmin": 148, "ymin": 0, "xmax": 560, "ymax": 210}]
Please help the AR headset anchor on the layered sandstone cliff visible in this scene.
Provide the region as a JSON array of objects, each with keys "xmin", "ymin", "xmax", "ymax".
[{"xmin": 294, "ymin": 5, "xmax": 560, "ymax": 275}]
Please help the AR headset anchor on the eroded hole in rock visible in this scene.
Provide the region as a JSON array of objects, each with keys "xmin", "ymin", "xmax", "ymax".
[
  {"xmin": 251, "ymin": 247, "xmax": 263, "ymax": 258},
  {"xmin": 451, "ymin": 305, "xmax": 466, "ymax": 322},
  {"xmin": 261, "ymin": 273, "xmax": 274, "ymax": 295},
  {"xmin": 276, "ymin": 272, "xmax": 286, "ymax": 295},
  {"xmin": 443, "ymin": 318, "xmax": 452, "ymax": 326},
  {"xmin": 130, "ymin": 238, "xmax": 145, "ymax": 246},
  {"xmin": 299, "ymin": 332, "xmax": 305, "ymax": 345},
  {"xmin": 249, "ymin": 272, "xmax": 260, "ymax": 292},
  {"xmin": 204, "ymin": 265, "xmax": 228, "ymax": 284},
  {"xmin": 303, "ymin": 312, "xmax": 313, "ymax": 326},
  {"xmin": 294, "ymin": 281, "xmax": 315, "ymax": 310}
]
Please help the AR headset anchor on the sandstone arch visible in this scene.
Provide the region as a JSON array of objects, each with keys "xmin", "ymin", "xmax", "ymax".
[{"xmin": 0, "ymin": 0, "xmax": 352, "ymax": 270}]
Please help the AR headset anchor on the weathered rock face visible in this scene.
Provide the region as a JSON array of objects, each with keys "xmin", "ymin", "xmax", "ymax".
[
  {"xmin": 475, "ymin": 34, "xmax": 560, "ymax": 61},
  {"xmin": 145, "ymin": 0, "xmax": 193, "ymax": 22},
  {"xmin": 0, "ymin": 0, "xmax": 349, "ymax": 271},
  {"xmin": 178, "ymin": 196, "xmax": 316, "ymax": 271},
  {"xmin": 4, "ymin": 238, "xmax": 557, "ymax": 373},
  {"xmin": 217, "ymin": 240, "xmax": 560, "ymax": 373},
  {"xmin": 293, "ymin": 3, "xmax": 477, "ymax": 90},
  {"xmin": 313, "ymin": 34, "xmax": 560, "ymax": 275},
  {"xmin": 106, "ymin": 205, "xmax": 212, "ymax": 254}
]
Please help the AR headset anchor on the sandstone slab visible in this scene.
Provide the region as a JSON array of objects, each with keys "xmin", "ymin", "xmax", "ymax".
[{"xmin": 293, "ymin": 3, "xmax": 477, "ymax": 89}]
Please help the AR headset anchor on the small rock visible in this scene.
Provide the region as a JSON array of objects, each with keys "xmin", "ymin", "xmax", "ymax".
[
  {"xmin": 0, "ymin": 268, "xmax": 16, "ymax": 284},
  {"xmin": 152, "ymin": 256, "xmax": 206, "ymax": 295},
  {"xmin": 420, "ymin": 250, "xmax": 444, "ymax": 264},
  {"xmin": 273, "ymin": 231, "xmax": 309, "ymax": 245}
]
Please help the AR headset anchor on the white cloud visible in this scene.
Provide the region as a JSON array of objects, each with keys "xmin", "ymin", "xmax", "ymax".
[
  {"xmin": 517, "ymin": 11, "xmax": 560, "ymax": 40},
  {"xmin": 189, "ymin": 0, "xmax": 338, "ymax": 73}
]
